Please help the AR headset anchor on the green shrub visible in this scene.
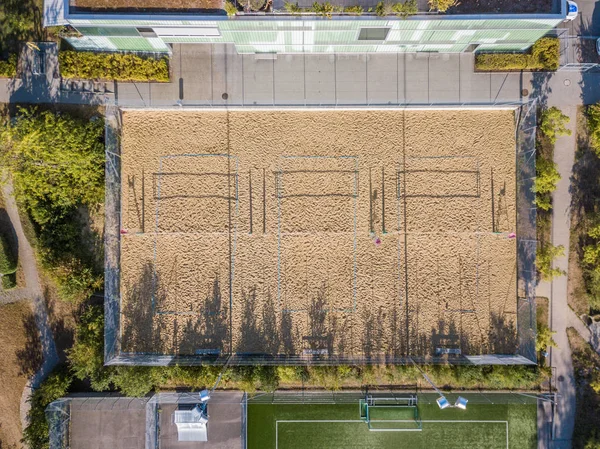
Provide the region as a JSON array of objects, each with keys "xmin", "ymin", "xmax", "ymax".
[
  {"xmin": 22, "ymin": 366, "xmax": 73, "ymax": 449},
  {"xmin": 533, "ymin": 156, "xmax": 561, "ymax": 211},
  {"xmin": 59, "ymin": 51, "xmax": 170, "ymax": 82},
  {"xmin": 475, "ymin": 37, "xmax": 560, "ymax": 72},
  {"xmin": 393, "ymin": 0, "xmax": 417, "ymax": 16},
  {"xmin": 428, "ymin": 0, "xmax": 457, "ymax": 12},
  {"xmin": 537, "ymin": 243, "xmax": 566, "ymax": 281},
  {"xmin": 224, "ymin": 0, "xmax": 238, "ymax": 15},
  {"xmin": 0, "ymin": 231, "xmax": 17, "ymax": 274},
  {"xmin": 376, "ymin": 1, "xmax": 393, "ymax": 15},
  {"xmin": 536, "ymin": 322, "xmax": 557, "ymax": 352},
  {"xmin": 0, "ymin": 54, "xmax": 17, "ymax": 78},
  {"xmin": 540, "ymin": 107, "xmax": 571, "ymax": 144},
  {"xmin": 311, "ymin": 1, "xmax": 339, "ymax": 17},
  {"xmin": 0, "ymin": 107, "xmax": 104, "ymax": 302},
  {"xmin": 344, "ymin": 4, "xmax": 363, "ymax": 14},
  {"xmin": 284, "ymin": 1, "xmax": 302, "ymax": 12},
  {"xmin": 587, "ymin": 104, "xmax": 600, "ymax": 155},
  {"xmin": 2, "ymin": 272, "xmax": 17, "ymax": 289}
]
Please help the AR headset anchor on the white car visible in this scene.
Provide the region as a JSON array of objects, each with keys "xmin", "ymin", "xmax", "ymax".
[{"xmin": 565, "ymin": 0, "xmax": 578, "ymax": 21}]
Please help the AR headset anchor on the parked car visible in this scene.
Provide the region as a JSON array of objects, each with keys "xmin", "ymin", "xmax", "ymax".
[
  {"xmin": 597, "ymin": 37, "xmax": 600, "ymax": 56},
  {"xmin": 565, "ymin": 1, "xmax": 578, "ymax": 21}
]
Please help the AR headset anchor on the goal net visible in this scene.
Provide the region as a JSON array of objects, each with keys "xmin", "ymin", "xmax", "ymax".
[{"xmin": 359, "ymin": 395, "xmax": 422, "ymax": 432}]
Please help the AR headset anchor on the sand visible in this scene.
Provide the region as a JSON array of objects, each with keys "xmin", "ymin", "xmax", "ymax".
[{"xmin": 118, "ymin": 108, "xmax": 518, "ymax": 359}]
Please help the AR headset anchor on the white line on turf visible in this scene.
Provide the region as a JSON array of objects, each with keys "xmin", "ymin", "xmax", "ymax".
[{"xmin": 274, "ymin": 420, "xmax": 509, "ymax": 449}]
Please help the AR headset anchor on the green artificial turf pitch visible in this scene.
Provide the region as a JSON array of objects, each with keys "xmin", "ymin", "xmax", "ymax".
[{"xmin": 247, "ymin": 401, "xmax": 537, "ymax": 449}]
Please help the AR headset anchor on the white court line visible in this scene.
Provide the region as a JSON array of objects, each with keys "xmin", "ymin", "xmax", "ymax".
[{"xmin": 275, "ymin": 420, "xmax": 509, "ymax": 449}]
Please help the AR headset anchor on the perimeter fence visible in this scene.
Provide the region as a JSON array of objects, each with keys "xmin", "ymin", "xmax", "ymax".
[
  {"xmin": 103, "ymin": 102, "xmax": 537, "ymax": 366},
  {"xmin": 245, "ymin": 390, "xmax": 545, "ymax": 406}
]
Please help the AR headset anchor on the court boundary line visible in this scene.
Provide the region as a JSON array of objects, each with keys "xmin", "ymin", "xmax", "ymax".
[
  {"xmin": 276, "ymin": 155, "xmax": 359, "ymax": 314},
  {"xmin": 275, "ymin": 419, "xmax": 509, "ymax": 449},
  {"xmin": 151, "ymin": 153, "xmax": 239, "ymax": 317}
]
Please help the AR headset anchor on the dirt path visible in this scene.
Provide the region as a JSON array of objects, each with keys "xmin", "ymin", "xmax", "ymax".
[{"xmin": 0, "ymin": 176, "xmax": 59, "ymax": 438}]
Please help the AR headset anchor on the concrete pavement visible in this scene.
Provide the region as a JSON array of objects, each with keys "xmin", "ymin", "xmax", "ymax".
[{"xmin": 545, "ymin": 102, "xmax": 578, "ymax": 449}]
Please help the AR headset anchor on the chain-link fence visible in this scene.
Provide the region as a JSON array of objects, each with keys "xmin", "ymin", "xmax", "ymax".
[
  {"xmin": 105, "ymin": 104, "xmax": 122, "ymax": 364},
  {"xmin": 245, "ymin": 390, "xmax": 544, "ymax": 405},
  {"xmin": 104, "ymin": 102, "xmax": 537, "ymax": 366},
  {"xmin": 515, "ymin": 101, "xmax": 538, "ymax": 364},
  {"xmin": 46, "ymin": 399, "xmax": 70, "ymax": 449}
]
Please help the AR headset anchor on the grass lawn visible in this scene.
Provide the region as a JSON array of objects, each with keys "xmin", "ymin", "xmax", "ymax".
[{"xmin": 247, "ymin": 399, "xmax": 537, "ymax": 449}]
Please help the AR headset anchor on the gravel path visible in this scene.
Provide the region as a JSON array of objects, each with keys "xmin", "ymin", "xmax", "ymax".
[{"xmin": 0, "ymin": 176, "xmax": 59, "ymax": 439}]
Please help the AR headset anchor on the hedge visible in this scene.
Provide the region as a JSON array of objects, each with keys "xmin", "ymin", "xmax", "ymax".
[
  {"xmin": 0, "ymin": 232, "xmax": 17, "ymax": 274},
  {"xmin": 475, "ymin": 37, "xmax": 560, "ymax": 72},
  {"xmin": 58, "ymin": 51, "xmax": 170, "ymax": 82},
  {"xmin": 0, "ymin": 54, "xmax": 17, "ymax": 78}
]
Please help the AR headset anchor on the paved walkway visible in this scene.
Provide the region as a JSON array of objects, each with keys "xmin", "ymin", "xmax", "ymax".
[
  {"xmin": 3, "ymin": 43, "xmax": 599, "ymax": 107},
  {"xmin": 0, "ymin": 177, "xmax": 59, "ymax": 437},
  {"xmin": 545, "ymin": 103, "xmax": 578, "ymax": 449}
]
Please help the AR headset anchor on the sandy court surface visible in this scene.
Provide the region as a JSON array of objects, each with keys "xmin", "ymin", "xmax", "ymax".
[{"xmin": 119, "ymin": 108, "xmax": 518, "ymax": 359}]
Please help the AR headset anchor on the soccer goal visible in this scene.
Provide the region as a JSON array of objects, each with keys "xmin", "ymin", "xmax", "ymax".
[{"xmin": 359, "ymin": 394, "xmax": 422, "ymax": 432}]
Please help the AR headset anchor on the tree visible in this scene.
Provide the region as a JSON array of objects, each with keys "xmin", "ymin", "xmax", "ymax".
[
  {"xmin": 536, "ymin": 322, "xmax": 557, "ymax": 352},
  {"xmin": 22, "ymin": 366, "xmax": 72, "ymax": 449},
  {"xmin": 540, "ymin": 106, "xmax": 571, "ymax": 144},
  {"xmin": 537, "ymin": 244, "xmax": 566, "ymax": 281},
  {"xmin": 68, "ymin": 306, "xmax": 114, "ymax": 391},
  {"xmin": 587, "ymin": 104, "xmax": 600, "ymax": 155},
  {"xmin": 533, "ymin": 156, "xmax": 561, "ymax": 211},
  {"xmin": 0, "ymin": 108, "xmax": 105, "ymax": 226}
]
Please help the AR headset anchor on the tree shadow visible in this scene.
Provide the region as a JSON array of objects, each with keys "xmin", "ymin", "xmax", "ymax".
[
  {"xmin": 487, "ymin": 312, "xmax": 518, "ymax": 354},
  {"xmin": 361, "ymin": 306, "xmax": 385, "ymax": 362},
  {"xmin": 384, "ymin": 305, "xmax": 405, "ymax": 361},
  {"xmin": 279, "ymin": 306, "xmax": 295, "ymax": 355},
  {"xmin": 120, "ymin": 260, "xmax": 166, "ymax": 354},
  {"xmin": 43, "ymin": 284, "xmax": 76, "ymax": 362},
  {"xmin": 15, "ymin": 308, "xmax": 43, "ymax": 376},
  {"xmin": 529, "ymin": 72, "xmax": 552, "ymax": 108},
  {"xmin": 236, "ymin": 286, "xmax": 280, "ymax": 354},
  {"xmin": 0, "ymin": 208, "xmax": 18, "ymax": 272},
  {"xmin": 304, "ymin": 285, "xmax": 340, "ymax": 358},
  {"xmin": 178, "ymin": 276, "xmax": 230, "ymax": 355}
]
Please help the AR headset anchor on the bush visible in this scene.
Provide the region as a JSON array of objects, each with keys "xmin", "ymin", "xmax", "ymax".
[
  {"xmin": 284, "ymin": 1, "xmax": 302, "ymax": 12},
  {"xmin": 587, "ymin": 104, "xmax": 600, "ymax": 155},
  {"xmin": 0, "ymin": 108, "xmax": 105, "ymax": 302},
  {"xmin": 0, "ymin": 231, "xmax": 17, "ymax": 274},
  {"xmin": 224, "ymin": 0, "xmax": 238, "ymax": 15},
  {"xmin": 533, "ymin": 156, "xmax": 560, "ymax": 211},
  {"xmin": 311, "ymin": 1, "xmax": 339, "ymax": 17},
  {"xmin": 0, "ymin": 53, "xmax": 17, "ymax": 78},
  {"xmin": 540, "ymin": 106, "xmax": 571, "ymax": 144},
  {"xmin": 536, "ymin": 322, "xmax": 557, "ymax": 352},
  {"xmin": 537, "ymin": 243, "xmax": 566, "ymax": 281},
  {"xmin": 393, "ymin": 0, "xmax": 417, "ymax": 17},
  {"xmin": 475, "ymin": 37, "xmax": 560, "ymax": 72},
  {"xmin": 2, "ymin": 272, "xmax": 17, "ymax": 289},
  {"xmin": 344, "ymin": 4, "xmax": 363, "ymax": 14},
  {"xmin": 59, "ymin": 51, "xmax": 170, "ymax": 82},
  {"xmin": 22, "ymin": 367, "xmax": 73, "ymax": 449},
  {"xmin": 428, "ymin": 0, "xmax": 457, "ymax": 12}
]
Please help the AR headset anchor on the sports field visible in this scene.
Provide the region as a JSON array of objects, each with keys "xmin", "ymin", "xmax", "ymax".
[
  {"xmin": 247, "ymin": 400, "xmax": 537, "ymax": 449},
  {"xmin": 118, "ymin": 108, "xmax": 518, "ymax": 359}
]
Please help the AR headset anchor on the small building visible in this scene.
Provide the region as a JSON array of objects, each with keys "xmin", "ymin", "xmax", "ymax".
[
  {"xmin": 46, "ymin": 392, "xmax": 245, "ymax": 449},
  {"xmin": 43, "ymin": 0, "xmax": 566, "ymax": 54}
]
